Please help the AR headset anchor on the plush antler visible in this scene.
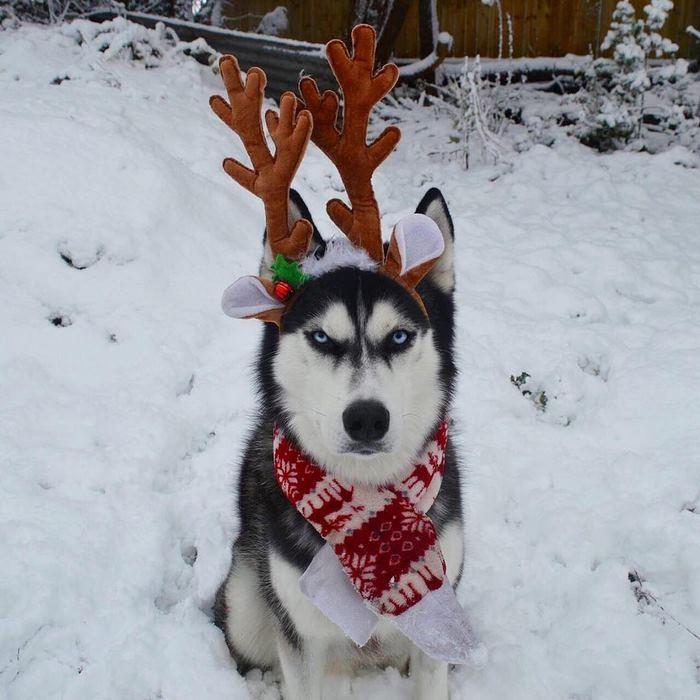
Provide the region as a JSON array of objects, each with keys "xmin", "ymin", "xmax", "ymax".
[
  {"xmin": 214, "ymin": 27, "xmax": 446, "ymax": 326},
  {"xmin": 298, "ymin": 24, "xmax": 401, "ymax": 263},
  {"xmin": 210, "ymin": 55, "xmax": 314, "ymax": 260}
]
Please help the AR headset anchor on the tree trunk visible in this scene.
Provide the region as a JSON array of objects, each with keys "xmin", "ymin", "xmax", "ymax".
[
  {"xmin": 417, "ymin": 0, "xmax": 438, "ymax": 82},
  {"xmin": 418, "ymin": 0, "xmax": 437, "ymax": 58},
  {"xmin": 350, "ymin": 0, "xmax": 414, "ymax": 67}
]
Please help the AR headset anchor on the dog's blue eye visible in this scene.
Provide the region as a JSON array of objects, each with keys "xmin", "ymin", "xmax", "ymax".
[
  {"xmin": 307, "ymin": 329, "xmax": 345, "ymax": 356},
  {"xmin": 391, "ymin": 330, "xmax": 409, "ymax": 345}
]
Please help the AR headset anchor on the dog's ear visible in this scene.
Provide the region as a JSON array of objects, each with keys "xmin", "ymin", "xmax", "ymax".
[
  {"xmin": 415, "ymin": 188, "xmax": 455, "ymax": 294},
  {"xmin": 221, "ymin": 275, "xmax": 286, "ymax": 326},
  {"xmin": 383, "ymin": 213, "xmax": 445, "ymax": 291},
  {"xmin": 259, "ymin": 189, "xmax": 326, "ymax": 277}
]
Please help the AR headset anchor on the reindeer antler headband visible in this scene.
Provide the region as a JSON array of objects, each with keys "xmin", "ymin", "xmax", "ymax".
[{"xmin": 211, "ymin": 25, "xmax": 444, "ymax": 326}]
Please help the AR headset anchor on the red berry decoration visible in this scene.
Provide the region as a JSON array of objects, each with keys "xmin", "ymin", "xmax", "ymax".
[{"xmin": 273, "ymin": 281, "xmax": 294, "ymax": 302}]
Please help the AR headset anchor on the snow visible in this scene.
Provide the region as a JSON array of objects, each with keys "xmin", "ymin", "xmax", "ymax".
[
  {"xmin": 2, "ymin": 19, "xmax": 700, "ymax": 700},
  {"xmin": 644, "ymin": 0, "xmax": 674, "ymax": 32},
  {"xmin": 437, "ymin": 31, "xmax": 453, "ymax": 51},
  {"xmin": 430, "ymin": 54, "xmax": 591, "ymax": 80},
  {"xmin": 104, "ymin": 10, "xmax": 325, "ymax": 53},
  {"xmin": 398, "ymin": 50, "xmax": 438, "ymax": 78},
  {"xmin": 255, "ymin": 7, "xmax": 288, "ymax": 38}
]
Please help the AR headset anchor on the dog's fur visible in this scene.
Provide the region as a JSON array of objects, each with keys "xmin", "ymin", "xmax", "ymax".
[{"xmin": 214, "ymin": 188, "xmax": 463, "ymax": 700}]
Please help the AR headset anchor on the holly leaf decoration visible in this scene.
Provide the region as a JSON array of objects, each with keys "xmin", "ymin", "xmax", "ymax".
[{"xmin": 270, "ymin": 254, "xmax": 311, "ymax": 289}]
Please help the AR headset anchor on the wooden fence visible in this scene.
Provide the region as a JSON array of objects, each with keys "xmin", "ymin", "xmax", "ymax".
[{"xmin": 223, "ymin": 0, "xmax": 700, "ymax": 59}]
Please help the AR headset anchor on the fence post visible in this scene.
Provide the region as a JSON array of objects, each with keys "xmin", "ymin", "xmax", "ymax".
[{"xmin": 594, "ymin": 0, "xmax": 604, "ymax": 56}]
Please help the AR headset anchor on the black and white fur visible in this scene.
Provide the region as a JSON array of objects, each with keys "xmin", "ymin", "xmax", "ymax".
[{"xmin": 214, "ymin": 188, "xmax": 462, "ymax": 700}]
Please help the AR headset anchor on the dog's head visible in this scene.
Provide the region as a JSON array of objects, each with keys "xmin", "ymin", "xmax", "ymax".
[
  {"xmin": 212, "ymin": 30, "xmax": 456, "ymax": 484},
  {"xmin": 254, "ymin": 188, "xmax": 456, "ymax": 485}
]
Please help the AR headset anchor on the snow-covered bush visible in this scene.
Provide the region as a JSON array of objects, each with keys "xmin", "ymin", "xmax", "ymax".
[
  {"xmin": 0, "ymin": 2, "xmax": 21, "ymax": 28},
  {"xmin": 429, "ymin": 0, "xmax": 516, "ymax": 169},
  {"xmin": 0, "ymin": 0, "xmax": 225, "ymax": 26},
  {"xmin": 61, "ymin": 16, "xmax": 218, "ymax": 67},
  {"xmin": 62, "ymin": 17, "xmax": 176, "ymax": 64},
  {"xmin": 439, "ymin": 56, "xmax": 511, "ymax": 168},
  {"xmin": 0, "ymin": 0, "xmax": 100, "ymax": 24},
  {"xmin": 577, "ymin": 0, "xmax": 682, "ymax": 150},
  {"xmin": 256, "ymin": 6, "xmax": 287, "ymax": 37},
  {"xmin": 1, "ymin": 15, "xmax": 218, "ymax": 68},
  {"xmin": 479, "ymin": 0, "xmax": 513, "ymax": 67},
  {"xmin": 0, "ymin": 0, "xmax": 172, "ymax": 26}
]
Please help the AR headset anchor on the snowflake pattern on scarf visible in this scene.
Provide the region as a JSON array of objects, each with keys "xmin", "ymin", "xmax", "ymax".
[{"xmin": 273, "ymin": 421, "xmax": 449, "ymax": 616}]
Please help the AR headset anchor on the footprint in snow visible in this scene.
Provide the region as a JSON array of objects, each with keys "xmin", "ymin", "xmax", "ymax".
[
  {"xmin": 50, "ymin": 313, "xmax": 72, "ymax": 327},
  {"xmin": 577, "ymin": 356, "xmax": 609, "ymax": 382},
  {"xmin": 58, "ymin": 241, "xmax": 104, "ymax": 270}
]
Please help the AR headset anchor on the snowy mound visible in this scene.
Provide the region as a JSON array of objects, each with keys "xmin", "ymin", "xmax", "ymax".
[{"xmin": 2, "ymin": 19, "xmax": 700, "ymax": 700}]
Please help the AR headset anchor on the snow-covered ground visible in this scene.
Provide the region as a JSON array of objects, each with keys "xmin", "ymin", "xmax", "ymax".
[{"xmin": 2, "ymin": 19, "xmax": 700, "ymax": 700}]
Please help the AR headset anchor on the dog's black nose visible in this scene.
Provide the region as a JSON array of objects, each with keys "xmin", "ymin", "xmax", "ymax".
[{"xmin": 342, "ymin": 400, "xmax": 390, "ymax": 443}]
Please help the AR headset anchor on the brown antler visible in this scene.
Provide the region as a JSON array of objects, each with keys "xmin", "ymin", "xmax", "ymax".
[
  {"xmin": 299, "ymin": 24, "xmax": 401, "ymax": 263},
  {"xmin": 210, "ymin": 55, "xmax": 314, "ymax": 260}
]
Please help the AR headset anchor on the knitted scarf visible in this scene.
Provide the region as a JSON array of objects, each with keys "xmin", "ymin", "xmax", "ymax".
[{"xmin": 273, "ymin": 421, "xmax": 449, "ymax": 617}]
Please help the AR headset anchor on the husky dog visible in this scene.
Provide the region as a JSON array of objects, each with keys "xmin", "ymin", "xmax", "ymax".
[{"xmin": 213, "ymin": 185, "xmax": 463, "ymax": 700}]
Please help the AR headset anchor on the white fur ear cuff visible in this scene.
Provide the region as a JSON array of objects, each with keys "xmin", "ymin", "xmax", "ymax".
[
  {"xmin": 392, "ymin": 213, "xmax": 445, "ymax": 276},
  {"xmin": 300, "ymin": 237, "xmax": 378, "ymax": 278},
  {"xmin": 221, "ymin": 276, "xmax": 285, "ymax": 318}
]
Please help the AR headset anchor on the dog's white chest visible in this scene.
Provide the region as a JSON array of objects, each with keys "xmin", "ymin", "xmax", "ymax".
[{"xmin": 268, "ymin": 520, "xmax": 464, "ymax": 653}]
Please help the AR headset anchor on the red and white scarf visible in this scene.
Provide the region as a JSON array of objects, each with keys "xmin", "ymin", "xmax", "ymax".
[
  {"xmin": 272, "ymin": 420, "xmax": 486, "ymax": 665},
  {"xmin": 273, "ymin": 421, "xmax": 449, "ymax": 616}
]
